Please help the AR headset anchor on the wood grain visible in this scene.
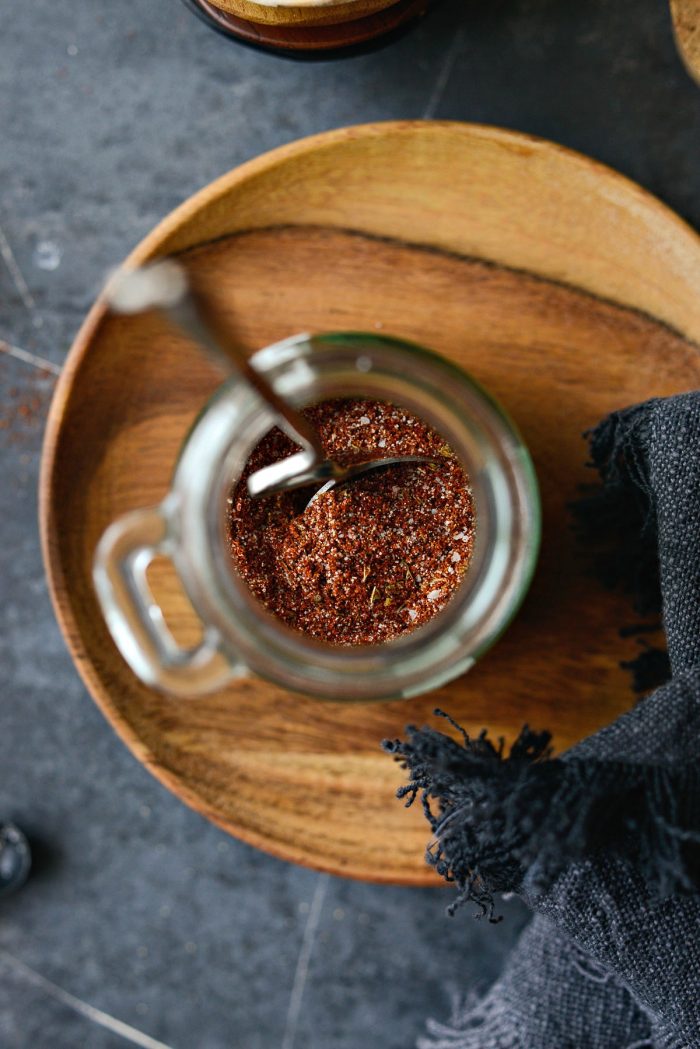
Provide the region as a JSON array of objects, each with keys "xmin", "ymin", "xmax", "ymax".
[
  {"xmin": 40, "ymin": 124, "xmax": 700, "ymax": 884},
  {"xmin": 671, "ymin": 0, "xmax": 700, "ymax": 84},
  {"xmin": 188, "ymin": 0, "xmax": 429, "ymax": 48}
]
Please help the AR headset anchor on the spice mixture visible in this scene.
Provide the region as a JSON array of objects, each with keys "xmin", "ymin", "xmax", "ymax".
[{"xmin": 227, "ymin": 399, "xmax": 475, "ymax": 645}]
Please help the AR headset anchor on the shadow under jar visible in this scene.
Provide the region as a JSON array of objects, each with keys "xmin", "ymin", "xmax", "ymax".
[
  {"xmin": 94, "ymin": 333, "xmax": 540, "ymax": 701},
  {"xmin": 180, "ymin": 0, "xmax": 432, "ymax": 53}
]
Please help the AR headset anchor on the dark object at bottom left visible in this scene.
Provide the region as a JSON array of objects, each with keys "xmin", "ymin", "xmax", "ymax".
[{"xmin": 0, "ymin": 823, "xmax": 31, "ymax": 897}]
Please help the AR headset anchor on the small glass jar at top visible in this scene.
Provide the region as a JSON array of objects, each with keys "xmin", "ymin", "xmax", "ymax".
[{"xmin": 93, "ymin": 332, "xmax": 540, "ymax": 701}]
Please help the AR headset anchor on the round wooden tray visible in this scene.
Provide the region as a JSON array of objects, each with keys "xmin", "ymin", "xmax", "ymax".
[
  {"xmin": 182, "ymin": 0, "xmax": 430, "ymax": 52},
  {"xmin": 41, "ymin": 123, "xmax": 700, "ymax": 884}
]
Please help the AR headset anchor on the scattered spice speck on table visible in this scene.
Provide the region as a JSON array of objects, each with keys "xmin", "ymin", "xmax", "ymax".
[{"xmin": 227, "ymin": 398, "xmax": 475, "ymax": 645}]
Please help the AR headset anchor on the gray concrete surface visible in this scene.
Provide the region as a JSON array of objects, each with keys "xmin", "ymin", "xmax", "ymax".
[{"xmin": 1, "ymin": 1, "xmax": 699, "ymax": 1046}]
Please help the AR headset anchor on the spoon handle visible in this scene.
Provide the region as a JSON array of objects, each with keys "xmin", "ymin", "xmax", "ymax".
[
  {"xmin": 178, "ymin": 280, "xmax": 326, "ymax": 461},
  {"xmin": 107, "ymin": 260, "xmax": 326, "ymax": 462}
]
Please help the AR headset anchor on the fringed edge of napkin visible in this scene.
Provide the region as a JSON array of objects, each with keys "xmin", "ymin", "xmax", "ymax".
[
  {"xmin": 383, "ymin": 710, "xmax": 700, "ymax": 920},
  {"xmin": 572, "ymin": 400, "xmax": 662, "ymax": 615},
  {"xmin": 383, "ymin": 402, "xmax": 698, "ymax": 918}
]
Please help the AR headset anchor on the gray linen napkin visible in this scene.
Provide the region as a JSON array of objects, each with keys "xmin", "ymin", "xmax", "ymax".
[{"xmin": 385, "ymin": 392, "xmax": 700, "ymax": 1049}]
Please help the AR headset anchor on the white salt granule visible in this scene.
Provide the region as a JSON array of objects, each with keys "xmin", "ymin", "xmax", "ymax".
[{"xmin": 427, "ymin": 589, "xmax": 442, "ymax": 602}]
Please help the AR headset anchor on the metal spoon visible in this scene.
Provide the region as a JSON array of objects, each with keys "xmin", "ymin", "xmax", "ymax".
[
  {"xmin": 301, "ymin": 458, "xmax": 436, "ymax": 510},
  {"xmin": 106, "ymin": 260, "xmax": 438, "ymax": 499}
]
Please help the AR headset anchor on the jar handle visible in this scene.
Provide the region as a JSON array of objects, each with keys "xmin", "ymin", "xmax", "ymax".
[{"xmin": 93, "ymin": 503, "xmax": 239, "ymax": 697}]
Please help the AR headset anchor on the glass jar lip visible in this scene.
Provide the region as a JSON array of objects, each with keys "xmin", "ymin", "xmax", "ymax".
[{"xmin": 173, "ymin": 331, "xmax": 541, "ymax": 699}]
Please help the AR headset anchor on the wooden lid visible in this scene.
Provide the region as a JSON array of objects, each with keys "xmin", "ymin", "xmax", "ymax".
[
  {"xmin": 185, "ymin": 0, "xmax": 430, "ymax": 51},
  {"xmin": 206, "ymin": 0, "xmax": 397, "ymax": 28}
]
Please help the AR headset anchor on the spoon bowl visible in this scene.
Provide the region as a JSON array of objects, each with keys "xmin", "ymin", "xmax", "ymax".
[{"xmin": 249, "ymin": 451, "xmax": 439, "ymax": 500}]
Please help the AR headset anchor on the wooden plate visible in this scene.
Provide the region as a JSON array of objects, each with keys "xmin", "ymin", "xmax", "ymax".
[
  {"xmin": 40, "ymin": 123, "xmax": 700, "ymax": 884},
  {"xmin": 184, "ymin": 0, "xmax": 429, "ymax": 50}
]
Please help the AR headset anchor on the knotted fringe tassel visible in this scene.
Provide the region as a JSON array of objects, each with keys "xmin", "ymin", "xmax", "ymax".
[{"xmin": 383, "ymin": 710, "xmax": 700, "ymax": 917}]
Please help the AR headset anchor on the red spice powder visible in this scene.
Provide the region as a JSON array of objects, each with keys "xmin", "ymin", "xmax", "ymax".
[{"xmin": 227, "ymin": 399, "xmax": 475, "ymax": 646}]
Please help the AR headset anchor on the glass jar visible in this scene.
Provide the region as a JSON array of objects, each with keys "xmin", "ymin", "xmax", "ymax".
[{"xmin": 93, "ymin": 332, "xmax": 540, "ymax": 701}]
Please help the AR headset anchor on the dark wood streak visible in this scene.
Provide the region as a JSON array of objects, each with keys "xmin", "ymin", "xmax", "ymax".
[{"xmin": 177, "ymin": 225, "xmax": 700, "ymax": 351}]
